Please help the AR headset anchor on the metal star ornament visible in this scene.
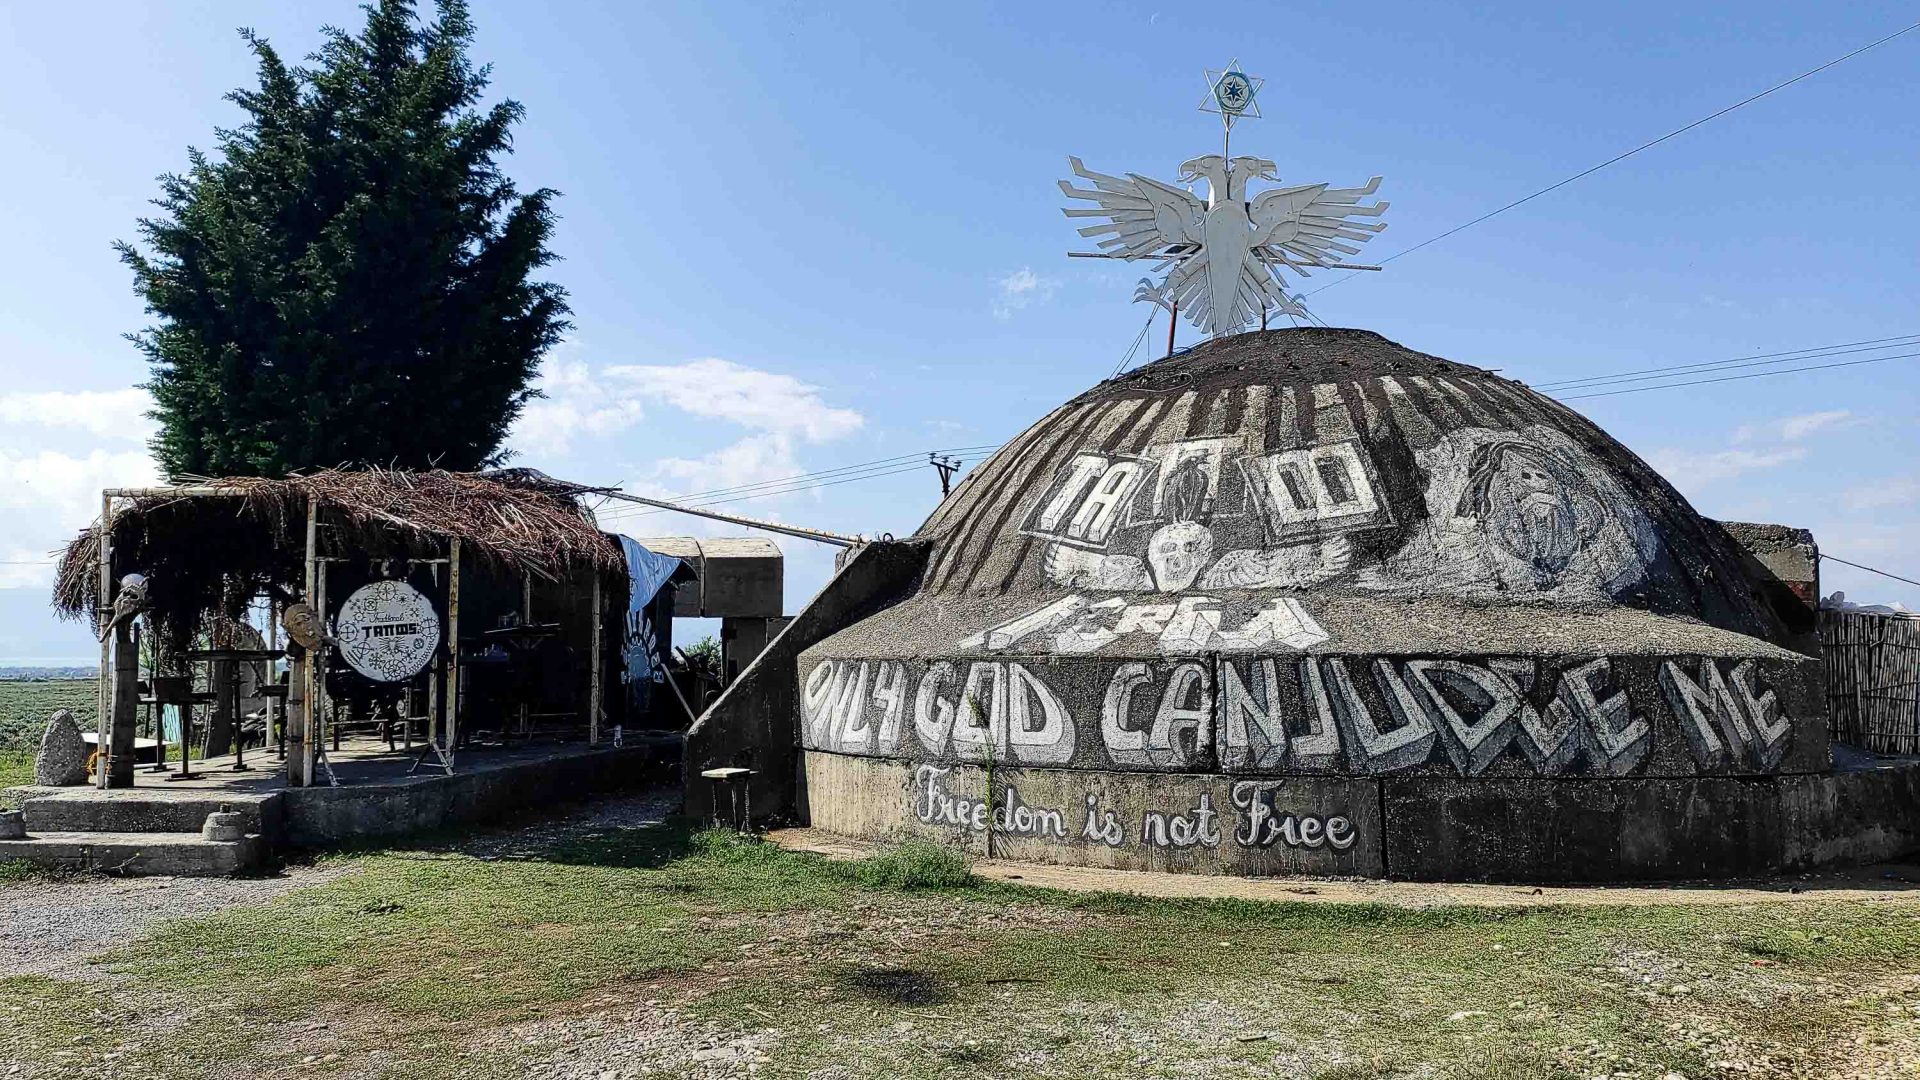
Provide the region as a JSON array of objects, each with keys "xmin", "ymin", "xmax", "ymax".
[{"xmin": 1200, "ymin": 61, "xmax": 1263, "ymax": 128}]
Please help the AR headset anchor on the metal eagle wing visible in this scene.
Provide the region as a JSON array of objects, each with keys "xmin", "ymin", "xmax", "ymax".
[
  {"xmin": 1247, "ymin": 176, "xmax": 1389, "ymax": 269},
  {"xmin": 1060, "ymin": 156, "xmax": 1206, "ymax": 261}
]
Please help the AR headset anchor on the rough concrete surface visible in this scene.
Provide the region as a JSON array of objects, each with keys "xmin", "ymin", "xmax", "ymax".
[
  {"xmin": 768, "ymin": 825, "xmax": 1920, "ymax": 909},
  {"xmin": 683, "ymin": 539, "xmax": 931, "ymax": 824},
  {"xmin": 773, "ymin": 329, "xmax": 1896, "ymax": 883}
]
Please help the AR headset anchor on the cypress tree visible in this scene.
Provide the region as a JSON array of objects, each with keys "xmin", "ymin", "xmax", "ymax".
[{"xmin": 119, "ymin": 0, "xmax": 569, "ymax": 477}]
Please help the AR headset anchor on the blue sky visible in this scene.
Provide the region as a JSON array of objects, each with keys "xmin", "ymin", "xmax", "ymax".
[{"xmin": 2, "ymin": 1, "xmax": 1916, "ymax": 664}]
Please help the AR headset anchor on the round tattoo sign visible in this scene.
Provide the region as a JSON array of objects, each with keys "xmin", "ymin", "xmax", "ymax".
[{"xmin": 335, "ymin": 580, "xmax": 441, "ymax": 683}]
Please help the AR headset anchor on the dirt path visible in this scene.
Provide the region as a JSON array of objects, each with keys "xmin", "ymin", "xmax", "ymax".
[{"xmin": 768, "ymin": 826, "xmax": 1920, "ymax": 908}]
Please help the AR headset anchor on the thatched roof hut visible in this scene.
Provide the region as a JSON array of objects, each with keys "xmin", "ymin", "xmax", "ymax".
[{"xmin": 54, "ymin": 468, "xmax": 624, "ymax": 642}]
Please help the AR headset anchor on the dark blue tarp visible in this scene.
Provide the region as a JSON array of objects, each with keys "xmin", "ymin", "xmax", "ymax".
[{"xmin": 616, "ymin": 536, "xmax": 693, "ymax": 715}]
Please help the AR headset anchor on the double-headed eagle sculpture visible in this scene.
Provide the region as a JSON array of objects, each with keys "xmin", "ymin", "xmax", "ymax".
[
  {"xmin": 1062, "ymin": 154, "xmax": 1388, "ymax": 336},
  {"xmin": 1061, "ymin": 62, "xmax": 1390, "ymax": 340}
]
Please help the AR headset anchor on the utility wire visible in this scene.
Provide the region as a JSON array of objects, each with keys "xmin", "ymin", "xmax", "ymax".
[
  {"xmin": 599, "ymin": 442, "xmax": 1002, "ymax": 514},
  {"xmin": 596, "ymin": 452, "xmax": 997, "ymax": 525},
  {"xmin": 1303, "ymin": 17, "xmax": 1920, "ymax": 299},
  {"xmin": 1822, "ymin": 554, "xmax": 1920, "ymax": 591},
  {"xmin": 1535, "ymin": 334, "xmax": 1920, "ymax": 391},
  {"xmin": 1559, "ymin": 349, "xmax": 1920, "ymax": 400}
]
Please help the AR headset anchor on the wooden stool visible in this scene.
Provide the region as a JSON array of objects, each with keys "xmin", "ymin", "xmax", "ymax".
[{"xmin": 700, "ymin": 767, "xmax": 754, "ymax": 832}]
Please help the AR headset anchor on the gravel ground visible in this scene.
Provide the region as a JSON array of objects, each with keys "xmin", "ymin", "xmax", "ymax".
[
  {"xmin": 0, "ymin": 865, "xmax": 349, "ymax": 981},
  {"xmin": 0, "ymin": 788, "xmax": 677, "ymax": 984}
]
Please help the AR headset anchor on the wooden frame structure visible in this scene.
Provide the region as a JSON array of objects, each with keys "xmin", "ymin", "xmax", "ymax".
[{"xmin": 86, "ymin": 484, "xmax": 616, "ymax": 790}]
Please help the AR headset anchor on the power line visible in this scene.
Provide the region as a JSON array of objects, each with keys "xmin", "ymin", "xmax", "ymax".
[
  {"xmin": 595, "ymin": 442, "xmax": 1002, "ymax": 517},
  {"xmin": 1303, "ymin": 17, "xmax": 1920, "ymax": 299},
  {"xmin": 1823, "ymin": 554, "xmax": 1920, "ymax": 591},
  {"xmin": 1534, "ymin": 334, "xmax": 1920, "ymax": 391},
  {"xmin": 596, "ymin": 451, "xmax": 998, "ymax": 525},
  {"xmin": 1558, "ymin": 348, "xmax": 1920, "ymax": 400}
]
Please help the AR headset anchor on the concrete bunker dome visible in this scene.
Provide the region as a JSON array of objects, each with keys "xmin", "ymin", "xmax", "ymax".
[{"xmin": 777, "ymin": 328, "xmax": 1908, "ymax": 882}]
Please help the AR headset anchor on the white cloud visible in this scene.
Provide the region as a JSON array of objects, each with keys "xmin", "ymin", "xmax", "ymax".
[
  {"xmin": 0, "ymin": 448, "xmax": 163, "ymax": 588},
  {"xmin": 0, "ymin": 388, "xmax": 156, "ymax": 442},
  {"xmin": 605, "ymin": 359, "xmax": 862, "ymax": 443},
  {"xmin": 513, "ymin": 360, "xmax": 649, "ymax": 457},
  {"xmin": 1843, "ymin": 476, "xmax": 1920, "ymax": 512},
  {"xmin": 1644, "ymin": 446, "xmax": 1806, "ymax": 486},
  {"xmin": 650, "ymin": 433, "xmax": 803, "ymax": 501},
  {"xmin": 992, "ymin": 267, "xmax": 1059, "ymax": 320},
  {"xmin": 510, "ymin": 357, "xmax": 863, "ymax": 456},
  {"xmin": 1732, "ymin": 409, "xmax": 1855, "ymax": 444}
]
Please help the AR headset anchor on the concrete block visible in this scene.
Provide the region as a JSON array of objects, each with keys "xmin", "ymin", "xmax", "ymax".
[
  {"xmin": 20, "ymin": 789, "xmax": 283, "ymax": 842},
  {"xmin": 0, "ymin": 832, "xmax": 262, "ymax": 877},
  {"xmin": 632, "ymin": 537, "xmax": 784, "ymax": 618},
  {"xmin": 684, "ymin": 540, "xmax": 932, "ymax": 824},
  {"xmin": 19, "ymin": 787, "xmax": 284, "ymax": 837}
]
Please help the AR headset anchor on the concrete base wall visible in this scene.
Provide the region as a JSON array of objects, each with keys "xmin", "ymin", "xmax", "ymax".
[
  {"xmin": 282, "ymin": 744, "xmax": 652, "ymax": 846},
  {"xmin": 803, "ymin": 749, "xmax": 1920, "ymax": 882},
  {"xmin": 684, "ymin": 540, "xmax": 931, "ymax": 824}
]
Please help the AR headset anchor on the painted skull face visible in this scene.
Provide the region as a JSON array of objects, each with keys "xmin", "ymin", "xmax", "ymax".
[{"xmin": 1147, "ymin": 521, "xmax": 1214, "ymax": 591}]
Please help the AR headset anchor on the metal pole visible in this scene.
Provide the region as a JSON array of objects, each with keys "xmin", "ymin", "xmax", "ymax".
[
  {"xmin": 1166, "ymin": 302, "xmax": 1178, "ymax": 358},
  {"xmin": 593, "ymin": 491, "xmax": 858, "ymax": 548}
]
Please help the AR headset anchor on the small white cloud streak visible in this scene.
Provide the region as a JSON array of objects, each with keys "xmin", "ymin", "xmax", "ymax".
[
  {"xmin": 511, "ymin": 357, "xmax": 863, "ymax": 457},
  {"xmin": 1732, "ymin": 409, "xmax": 1854, "ymax": 444},
  {"xmin": 0, "ymin": 388, "xmax": 157, "ymax": 442},
  {"xmin": 1645, "ymin": 446, "xmax": 1807, "ymax": 486},
  {"xmin": 992, "ymin": 267, "xmax": 1059, "ymax": 320},
  {"xmin": 1842, "ymin": 476, "xmax": 1920, "ymax": 512}
]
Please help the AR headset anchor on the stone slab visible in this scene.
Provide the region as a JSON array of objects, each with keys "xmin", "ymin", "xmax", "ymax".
[
  {"xmin": 0, "ymin": 832, "xmax": 262, "ymax": 877},
  {"xmin": 21, "ymin": 789, "xmax": 283, "ymax": 841}
]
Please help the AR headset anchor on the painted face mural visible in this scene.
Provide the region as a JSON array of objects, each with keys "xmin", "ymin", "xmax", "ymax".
[
  {"xmin": 1461, "ymin": 440, "xmax": 1607, "ymax": 586},
  {"xmin": 1358, "ymin": 425, "xmax": 1660, "ymax": 602},
  {"xmin": 1144, "ymin": 460, "xmax": 1214, "ymax": 590},
  {"xmin": 979, "ymin": 422, "xmax": 1666, "ymax": 656}
]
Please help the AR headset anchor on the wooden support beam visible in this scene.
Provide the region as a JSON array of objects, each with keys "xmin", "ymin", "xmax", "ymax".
[{"xmin": 588, "ymin": 571, "xmax": 603, "ymax": 746}]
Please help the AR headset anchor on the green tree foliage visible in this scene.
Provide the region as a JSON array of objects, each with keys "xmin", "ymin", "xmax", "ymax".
[{"xmin": 119, "ymin": 0, "xmax": 570, "ymax": 477}]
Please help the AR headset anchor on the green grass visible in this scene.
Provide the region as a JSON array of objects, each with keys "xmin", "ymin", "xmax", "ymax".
[
  {"xmin": 0, "ymin": 678, "xmax": 94, "ymax": 751},
  {"xmin": 2, "ymin": 821, "xmax": 1917, "ymax": 1078}
]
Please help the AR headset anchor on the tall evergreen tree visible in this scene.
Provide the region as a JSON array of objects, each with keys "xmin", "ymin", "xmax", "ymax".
[{"xmin": 119, "ymin": 0, "xmax": 569, "ymax": 477}]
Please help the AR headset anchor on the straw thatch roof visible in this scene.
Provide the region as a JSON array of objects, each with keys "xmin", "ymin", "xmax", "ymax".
[{"xmin": 54, "ymin": 468, "xmax": 624, "ymax": 639}]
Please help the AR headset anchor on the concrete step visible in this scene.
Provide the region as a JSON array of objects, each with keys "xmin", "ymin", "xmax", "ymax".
[
  {"xmin": 19, "ymin": 789, "xmax": 283, "ymax": 841},
  {"xmin": 0, "ymin": 831, "xmax": 264, "ymax": 877}
]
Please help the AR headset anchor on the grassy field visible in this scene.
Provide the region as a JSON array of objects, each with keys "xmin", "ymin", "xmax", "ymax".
[
  {"xmin": 0, "ymin": 819, "xmax": 1916, "ymax": 1079},
  {"xmin": 0, "ymin": 678, "xmax": 94, "ymax": 751}
]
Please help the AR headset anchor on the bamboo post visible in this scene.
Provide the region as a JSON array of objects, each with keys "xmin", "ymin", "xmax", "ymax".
[
  {"xmin": 94, "ymin": 493, "xmax": 112, "ymax": 789},
  {"xmin": 294, "ymin": 499, "xmax": 319, "ymax": 787},
  {"xmin": 446, "ymin": 537, "xmax": 462, "ymax": 771},
  {"xmin": 589, "ymin": 570, "xmax": 603, "ymax": 746}
]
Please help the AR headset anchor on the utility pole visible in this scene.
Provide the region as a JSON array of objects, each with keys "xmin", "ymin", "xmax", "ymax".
[{"xmin": 929, "ymin": 453, "xmax": 962, "ymax": 498}]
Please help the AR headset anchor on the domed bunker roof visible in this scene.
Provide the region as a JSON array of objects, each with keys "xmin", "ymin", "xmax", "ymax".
[
  {"xmin": 796, "ymin": 329, "xmax": 1828, "ymax": 880},
  {"xmin": 824, "ymin": 328, "xmax": 1805, "ymax": 658}
]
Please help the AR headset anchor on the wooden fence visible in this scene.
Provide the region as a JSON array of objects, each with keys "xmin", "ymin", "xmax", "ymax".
[{"xmin": 1822, "ymin": 609, "xmax": 1920, "ymax": 754}]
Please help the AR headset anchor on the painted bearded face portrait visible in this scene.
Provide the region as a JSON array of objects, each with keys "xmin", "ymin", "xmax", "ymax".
[{"xmin": 1456, "ymin": 441, "xmax": 1607, "ymax": 586}]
